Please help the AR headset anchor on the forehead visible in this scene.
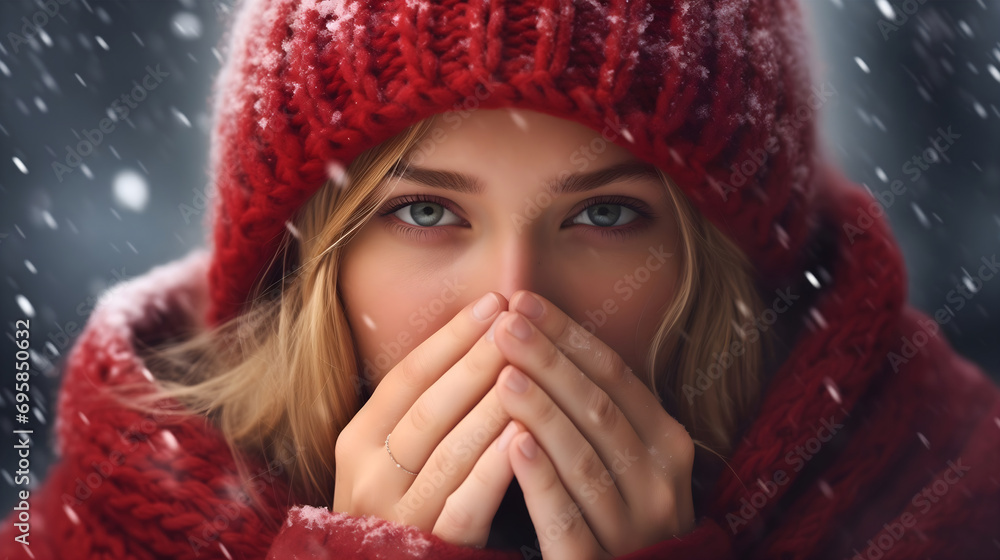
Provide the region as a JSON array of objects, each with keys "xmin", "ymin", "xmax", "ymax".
[{"xmin": 415, "ymin": 108, "xmax": 640, "ymax": 169}]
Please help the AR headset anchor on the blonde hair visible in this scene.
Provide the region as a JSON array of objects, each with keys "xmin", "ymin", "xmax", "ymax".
[{"xmin": 127, "ymin": 115, "xmax": 774, "ymax": 513}]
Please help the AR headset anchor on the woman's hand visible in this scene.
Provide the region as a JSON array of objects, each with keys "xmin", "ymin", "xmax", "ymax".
[
  {"xmin": 488, "ymin": 290, "xmax": 697, "ymax": 559},
  {"xmin": 332, "ymin": 292, "xmax": 526, "ymax": 548}
]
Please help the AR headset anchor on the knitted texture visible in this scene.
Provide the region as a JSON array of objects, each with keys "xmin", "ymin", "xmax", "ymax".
[{"xmin": 204, "ymin": 0, "xmax": 821, "ymax": 327}]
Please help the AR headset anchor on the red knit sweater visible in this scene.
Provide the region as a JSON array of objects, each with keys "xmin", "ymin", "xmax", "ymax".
[{"xmin": 2, "ymin": 162, "xmax": 998, "ymax": 559}]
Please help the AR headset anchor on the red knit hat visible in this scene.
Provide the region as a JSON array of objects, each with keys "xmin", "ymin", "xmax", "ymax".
[{"xmin": 204, "ymin": 0, "xmax": 823, "ymax": 328}]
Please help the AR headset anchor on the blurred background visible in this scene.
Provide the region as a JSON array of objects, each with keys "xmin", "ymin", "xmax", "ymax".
[{"xmin": 1, "ymin": 0, "xmax": 998, "ymax": 515}]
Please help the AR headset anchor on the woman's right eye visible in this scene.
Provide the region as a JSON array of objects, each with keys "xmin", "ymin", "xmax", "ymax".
[{"xmin": 380, "ymin": 196, "xmax": 466, "ymax": 228}]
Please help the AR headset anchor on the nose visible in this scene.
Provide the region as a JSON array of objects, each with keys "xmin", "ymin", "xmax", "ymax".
[{"xmin": 491, "ymin": 231, "xmax": 548, "ymax": 305}]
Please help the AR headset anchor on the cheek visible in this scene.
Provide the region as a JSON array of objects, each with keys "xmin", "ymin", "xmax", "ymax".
[
  {"xmin": 339, "ymin": 242, "xmax": 412, "ymax": 383},
  {"xmin": 561, "ymin": 253, "xmax": 679, "ymax": 371},
  {"xmin": 339, "ymin": 243, "xmax": 465, "ymax": 384}
]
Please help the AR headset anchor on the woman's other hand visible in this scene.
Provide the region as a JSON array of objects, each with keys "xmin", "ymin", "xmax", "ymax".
[{"xmin": 489, "ymin": 290, "xmax": 696, "ymax": 559}]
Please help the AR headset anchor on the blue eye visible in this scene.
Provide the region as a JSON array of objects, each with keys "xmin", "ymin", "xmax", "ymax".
[
  {"xmin": 390, "ymin": 200, "xmax": 464, "ymax": 227},
  {"xmin": 570, "ymin": 203, "xmax": 640, "ymax": 228},
  {"xmin": 564, "ymin": 195, "xmax": 654, "ymax": 240}
]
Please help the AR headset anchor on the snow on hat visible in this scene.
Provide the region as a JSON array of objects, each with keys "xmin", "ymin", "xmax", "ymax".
[{"xmin": 204, "ymin": 0, "xmax": 823, "ymax": 327}]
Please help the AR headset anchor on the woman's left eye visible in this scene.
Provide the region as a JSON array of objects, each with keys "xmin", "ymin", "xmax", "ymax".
[{"xmin": 570, "ymin": 203, "xmax": 640, "ymax": 228}]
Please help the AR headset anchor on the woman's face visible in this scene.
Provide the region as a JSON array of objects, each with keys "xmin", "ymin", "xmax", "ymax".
[{"xmin": 339, "ymin": 108, "xmax": 681, "ymax": 388}]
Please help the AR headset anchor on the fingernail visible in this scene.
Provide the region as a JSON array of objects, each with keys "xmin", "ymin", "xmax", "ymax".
[
  {"xmin": 515, "ymin": 293, "xmax": 543, "ymax": 320},
  {"xmin": 518, "ymin": 433, "xmax": 538, "ymax": 459},
  {"xmin": 486, "ymin": 311, "xmax": 507, "ymax": 342},
  {"xmin": 506, "ymin": 315, "xmax": 532, "ymax": 340},
  {"xmin": 473, "ymin": 293, "xmax": 500, "ymax": 321},
  {"xmin": 504, "ymin": 367, "xmax": 529, "ymax": 393},
  {"xmin": 496, "ymin": 421, "xmax": 517, "ymax": 452}
]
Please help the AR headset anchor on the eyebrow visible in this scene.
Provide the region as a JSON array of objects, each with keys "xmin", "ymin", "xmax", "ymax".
[{"xmin": 387, "ymin": 160, "xmax": 662, "ymax": 195}]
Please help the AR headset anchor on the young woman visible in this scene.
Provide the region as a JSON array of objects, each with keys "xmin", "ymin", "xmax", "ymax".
[{"xmin": 3, "ymin": 0, "xmax": 997, "ymax": 559}]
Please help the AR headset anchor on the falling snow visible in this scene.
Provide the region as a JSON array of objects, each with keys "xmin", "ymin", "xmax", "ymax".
[
  {"xmin": 113, "ymin": 170, "xmax": 150, "ymax": 212},
  {"xmin": 875, "ymin": 0, "xmax": 895, "ymax": 20},
  {"xmin": 171, "ymin": 12, "xmax": 204, "ymax": 40},
  {"xmin": 818, "ymin": 478, "xmax": 835, "ymax": 500},
  {"xmin": 362, "ymin": 314, "xmax": 377, "ymax": 330},
  {"xmin": 957, "ymin": 20, "xmax": 973, "ymax": 38},
  {"xmin": 12, "ymin": 157, "xmax": 28, "ymax": 174},
  {"xmin": 962, "ymin": 273, "xmax": 979, "ymax": 294},
  {"xmin": 854, "ymin": 56, "xmax": 870, "ymax": 73},
  {"xmin": 285, "ymin": 220, "xmax": 302, "ymax": 239},
  {"xmin": 327, "ymin": 160, "xmax": 347, "ymax": 186},
  {"xmin": 774, "ymin": 224, "xmax": 790, "ymax": 249},
  {"xmin": 823, "ymin": 377, "xmax": 842, "ymax": 405},
  {"xmin": 16, "ymin": 295, "xmax": 35, "ymax": 318},
  {"xmin": 172, "ymin": 107, "xmax": 192, "ymax": 127},
  {"xmin": 972, "ymin": 101, "xmax": 987, "ymax": 119},
  {"xmin": 63, "ymin": 504, "xmax": 81, "ymax": 525},
  {"xmin": 507, "ymin": 109, "xmax": 529, "ymax": 131},
  {"xmin": 912, "ymin": 202, "xmax": 931, "ymax": 229},
  {"xmin": 809, "ymin": 308, "xmax": 828, "ymax": 330},
  {"xmin": 736, "ymin": 299, "xmax": 751, "ymax": 318},
  {"xmin": 160, "ymin": 430, "xmax": 181, "ymax": 451},
  {"xmin": 42, "ymin": 211, "xmax": 58, "ymax": 230},
  {"xmin": 989, "ymin": 65, "xmax": 1000, "ymax": 83}
]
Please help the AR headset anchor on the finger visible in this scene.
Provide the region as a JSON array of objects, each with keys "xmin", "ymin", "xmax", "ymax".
[
  {"xmin": 431, "ymin": 420, "xmax": 519, "ymax": 548},
  {"xmin": 389, "ymin": 310, "xmax": 515, "ymax": 480},
  {"xmin": 354, "ymin": 292, "xmax": 506, "ymax": 433},
  {"xmin": 493, "ymin": 312, "xmax": 661, "ymax": 509},
  {"xmin": 398, "ymin": 387, "xmax": 510, "ymax": 527},
  {"xmin": 496, "ymin": 364, "xmax": 629, "ymax": 548},
  {"xmin": 508, "ymin": 432, "xmax": 609, "ymax": 560},
  {"xmin": 508, "ymin": 291, "xmax": 691, "ymax": 464}
]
